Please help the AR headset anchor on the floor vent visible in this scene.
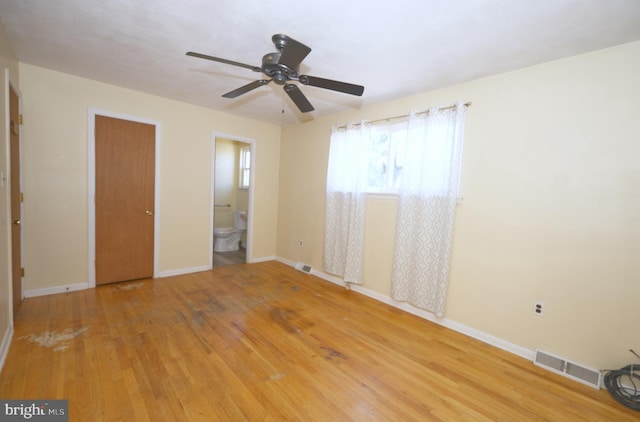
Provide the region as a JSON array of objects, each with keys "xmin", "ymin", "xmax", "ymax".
[
  {"xmin": 533, "ymin": 349, "xmax": 601, "ymax": 389},
  {"xmin": 294, "ymin": 262, "xmax": 312, "ymax": 274}
]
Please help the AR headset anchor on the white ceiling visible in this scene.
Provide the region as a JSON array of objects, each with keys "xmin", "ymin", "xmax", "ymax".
[{"xmin": 1, "ymin": 0, "xmax": 640, "ymax": 125}]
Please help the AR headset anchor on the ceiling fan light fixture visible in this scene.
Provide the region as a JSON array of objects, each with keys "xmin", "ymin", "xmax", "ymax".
[{"xmin": 272, "ymin": 71, "xmax": 287, "ymax": 85}]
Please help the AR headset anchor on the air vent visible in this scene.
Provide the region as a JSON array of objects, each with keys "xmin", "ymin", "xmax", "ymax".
[
  {"xmin": 294, "ymin": 262, "xmax": 312, "ymax": 274},
  {"xmin": 534, "ymin": 349, "xmax": 602, "ymax": 389}
]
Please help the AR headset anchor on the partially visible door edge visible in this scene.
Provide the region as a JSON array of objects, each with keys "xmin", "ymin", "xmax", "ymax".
[{"xmin": 6, "ymin": 70, "xmax": 23, "ymax": 316}]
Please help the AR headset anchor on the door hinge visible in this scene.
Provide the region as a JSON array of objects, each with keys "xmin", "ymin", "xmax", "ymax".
[
  {"xmin": 20, "ymin": 267, "xmax": 24, "ymax": 277},
  {"xmin": 20, "ymin": 192, "xmax": 24, "ymax": 203},
  {"xmin": 19, "ymin": 114, "xmax": 23, "ymax": 125}
]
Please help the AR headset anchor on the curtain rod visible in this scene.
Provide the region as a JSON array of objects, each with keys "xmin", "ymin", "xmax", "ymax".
[{"xmin": 336, "ymin": 101, "xmax": 472, "ymax": 130}]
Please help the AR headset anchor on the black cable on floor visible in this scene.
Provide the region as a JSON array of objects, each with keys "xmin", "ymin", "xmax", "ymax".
[{"xmin": 604, "ymin": 364, "xmax": 640, "ymax": 411}]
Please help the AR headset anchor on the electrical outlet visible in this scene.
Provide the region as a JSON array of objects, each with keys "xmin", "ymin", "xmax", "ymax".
[
  {"xmin": 534, "ymin": 301, "xmax": 544, "ymax": 317},
  {"xmin": 298, "ymin": 239, "xmax": 303, "ymax": 247}
]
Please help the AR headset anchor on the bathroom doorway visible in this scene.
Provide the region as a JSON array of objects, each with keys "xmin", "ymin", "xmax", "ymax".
[{"xmin": 211, "ymin": 135, "xmax": 254, "ymax": 268}]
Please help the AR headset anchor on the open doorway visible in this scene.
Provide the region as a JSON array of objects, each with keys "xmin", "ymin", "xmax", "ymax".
[{"xmin": 211, "ymin": 135, "xmax": 254, "ymax": 268}]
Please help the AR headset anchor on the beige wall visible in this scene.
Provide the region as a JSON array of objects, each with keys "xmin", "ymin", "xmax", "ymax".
[
  {"xmin": 277, "ymin": 41, "xmax": 640, "ymax": 370},
  {"xmin": 19, "ymin": 64, "xmax": 280, "ymax": 291},
  {"xmin": 0, "ymin": 20, "xmax": 19, "ymax": 362}
]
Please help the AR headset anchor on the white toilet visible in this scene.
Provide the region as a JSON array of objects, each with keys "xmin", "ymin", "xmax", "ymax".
[{"xmin": 214, "ymin": 210, "xmax": 248, "ymax": 252}]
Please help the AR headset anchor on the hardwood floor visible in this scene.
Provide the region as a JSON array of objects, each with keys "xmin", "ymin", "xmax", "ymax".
[{"xmin": 0, "ymin": 261, "xmax": 636, "ymax": 421}]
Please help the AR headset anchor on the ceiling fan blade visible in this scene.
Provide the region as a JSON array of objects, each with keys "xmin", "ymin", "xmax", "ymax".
[
  {"xmin": 299, "ymin": 75, "xmax": 364, "ymax": 96},
  {"xmin": 276, "ymin": 35, "xmax": 312, "ymax": 70},
  {"xmin": 186, "ymin": 51, "xmax": 262, "ymax": 73},
  {"xmin": 222, "ymin": 80, "xmax": 271, "ymax": 98},
  {"xmin": 284, "ymin": 84, "xmax": 314, "ymax": 113}
]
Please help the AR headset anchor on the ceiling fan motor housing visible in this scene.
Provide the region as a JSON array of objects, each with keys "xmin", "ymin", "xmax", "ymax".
[{"xmin": 262, "ymin": 52, "xmax": 297, "ymax": 84}]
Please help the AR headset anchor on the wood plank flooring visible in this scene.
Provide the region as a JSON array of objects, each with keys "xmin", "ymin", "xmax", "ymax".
[{"xmin": 0, "ymin": 261, "xmax": 636, "ymax": 421}]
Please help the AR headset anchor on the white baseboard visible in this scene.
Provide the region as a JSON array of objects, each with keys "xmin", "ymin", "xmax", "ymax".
[
  {"xmin": 156, "ymin": 255, "xmax": 275, "ymax": 278},
  {"xmin": 21, "ymin": 257, "xmax": 277, "ymax": 298},
  {"xmin": 23, "ymin": 264, "xmax": 215, "ymax": 296},
  {"xmin": 250, "ymin": 255, "xmax": 276, "ymax": 264},
  {"xmin": 276, "ymin": 256, "xmax": 296, "ymax": 268},
  {"xmin": 0, "ymin": 323, "xmax": 13, "ymax": 374},
  {"xmin": 24, "ymin": 282, "xmax": 90, "ymax": 298},
  {"xmin": 275, "ymin": 256, "xmax": 534, "ymax": 362},
  {"xmin": 157, "ymin": 265, "xmax": 211, "ymax": 278}
]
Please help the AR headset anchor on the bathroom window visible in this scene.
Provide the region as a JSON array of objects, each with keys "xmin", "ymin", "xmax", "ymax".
[{"xmin": 239, "ymin": 146, "xmax": 251, "ymax": 189}]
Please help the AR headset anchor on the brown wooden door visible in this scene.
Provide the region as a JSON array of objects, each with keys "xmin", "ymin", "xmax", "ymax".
[
  {"xmin": 95, "ymin": 115, "xmax": 155, "ymax": 285},
  {"xmin": 9, "ymin": 85, "xmax": 22, "ymax": 315}
]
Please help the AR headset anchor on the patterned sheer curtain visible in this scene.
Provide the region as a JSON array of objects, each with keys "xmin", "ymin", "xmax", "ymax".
[
  {"xmin": 391, "ymin": 101, "xmax": 466, "ymax": 317},
  {"xmin": 323, "ymin": 122, "xmax": 370, "ymax": 284}
]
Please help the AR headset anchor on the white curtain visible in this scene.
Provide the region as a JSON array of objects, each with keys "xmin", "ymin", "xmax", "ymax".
[
  {"xmin": 391, "ymin": 101, "xmax": 466, "ymax": 317},
  {"xmin": 323, "ymin": 122, "xmax": 370, "ymax": 284}
]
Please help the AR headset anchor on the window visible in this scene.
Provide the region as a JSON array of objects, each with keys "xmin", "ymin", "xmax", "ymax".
[
  {"xmin": 238, "ymin": 146, "xmax": 250, "ymax": 189},
  {"xmin": 367, "ymin": 122, "xmax": 406, "ymax": 193},
  {"xmin": 325, "ymin": 102, "xmax": 467, "ymax": 313},
  {"xmin": 367, "ymin": 119, "xmax": 458, "ymax": 195}
]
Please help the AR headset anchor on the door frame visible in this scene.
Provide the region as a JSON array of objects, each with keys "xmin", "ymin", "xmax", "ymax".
[
  {"xmin": 87, "ymin": 109, "xmax": 161, "ymax": 288},
  {"xmin": 209, "ymin": 132, "xmax": 256, "ymax": 268},
  {"xmin": 5, "ymin": 70, "xmax": 23, "ymax": 316}
]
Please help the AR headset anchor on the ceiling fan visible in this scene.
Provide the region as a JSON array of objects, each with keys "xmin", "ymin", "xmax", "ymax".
[{"xmin": 186, "ymin": 34, "xmax": 364, "ymax": 113}]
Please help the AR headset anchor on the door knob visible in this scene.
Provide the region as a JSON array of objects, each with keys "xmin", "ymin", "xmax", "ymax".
[
  {"xmin": 12, "ymin": 219, "xmax": 20, "ymax": 225},
  {"xmin": 145, "ymin": 210, "xmax": 153, "ymax": 216}
]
